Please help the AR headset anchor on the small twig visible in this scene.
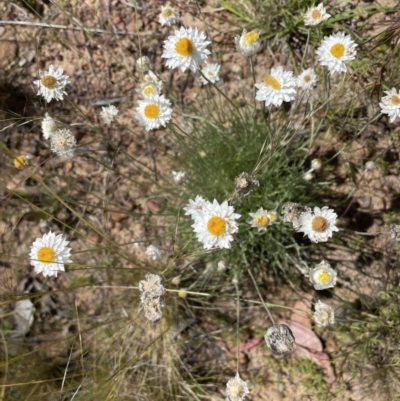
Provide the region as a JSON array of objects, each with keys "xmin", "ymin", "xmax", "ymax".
[{"xmin": 0, "ymin": 20, "xmax": 153, "ymax": 36}]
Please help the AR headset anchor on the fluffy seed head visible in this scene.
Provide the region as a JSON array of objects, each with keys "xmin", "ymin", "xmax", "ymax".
[
  {"xmin": 226, "ymin": 373, "xmax": 249, "ymax": 401},
  {"xmin": 50, "ymin": 129, "xmax": 77, "ymax": 158}
]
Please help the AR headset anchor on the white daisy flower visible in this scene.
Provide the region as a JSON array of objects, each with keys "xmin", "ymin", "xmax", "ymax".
[
  {"xmin": 192, "ymin": 199, "xmax": 241, "ymax": 249},
  {"xmin": 136, "ymin": 56, "xmax": 151, "ymax": 73},
  {"xmin": 29, "ymin": 231, "xmax": 72, "ymax": 277},
  {"xmin": 298, "ymin": 206, "xmax": 339, "ymax": 243},
  {"xmin": 255, "ymin": 66, "xmax": 297, "ymax": 107},
  {"xmin": 235, "ymin": 29, "xmax": 261, "ymax": 57},
  {"xmin": 162, "ymin": 26, "xmax": 211, "ymax": 72},
  {"xmin": 145, "ymin": 245, "xmax": 162, "ymax": 261},
  {"xmin": 100, "ymin": 105, "xmax": 119, "ymax": 125},
  {"xmin": 297, "ymin": 68, "xmax": 318, "ymax": 91},
  {"xmin": 249, "ymin": 208, "xmax": 270, "ymax": 232},
  {"xmin": 172, "ymin": 170, "xmax": 186, "ymax": 183},
  {"xmin": 304, "ymin": 3, "xmax": 331, "ymax": 26},
  {"xmin": 139, "ymin": 273, "xmax": 165, "ymax": 298},
  {"xmin": 50, "ymin": 129, "xmax": 77, "ymax": 158},
  {"xmin": 41, "ymin": 113, "xmax": 57, "ymax": 139},
  {"xmin": 308, "ymin": 260, "xmax": 337, "ymax": 290},
  {"xmin": 159, "ymin": 3, "xmax": 179, "ymax": 26},
  {"xmin": 311, "ymin": 158, "xmax": 322, "ymax": 171},
  {"xmin": 136, "ymin": 82, "xmax": 161, "ymax": 99},
  {"xmin": 200, "ymin": 63, "xmax": 221, "ymax": 85},
  {"xmin": 226, "ymin": 373, "xmax": 249, "ymax": 401},
  {"xmin": 184, "ymin": 195, "xmax": 208, "ymax": 219},
  {"xmin": 314, "ymin": 300, "xmax": 335, "ymax": 327},
  {"xmin": 379, "ymin": 88, "xmax": 400, "ymax": 122},
  {"xmin": 33, "ymin": 65, "xmax": 70, "ymax": 103},
  {"xmin": 267, "ymin": 210, "xmax": 278, "ymax": 224},
  {"xmin": 143, "ymin": 70, "xmax": 162, "ymax": 86},
  {"xmin": 134, "ymin": 94, "xmax": 172, "ymax": 131},
  {"xmin": 316, "ymin": 32, "xmax": 357, "ymax": 75}
]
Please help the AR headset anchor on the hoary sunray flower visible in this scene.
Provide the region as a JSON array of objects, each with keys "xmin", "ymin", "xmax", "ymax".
[
  {"xmin": 314, "ymin": 300, "xmax": 335, "ymax": 327},
  {"xmin": 41, "ymin": 113, "xmax": 57, "ymax": 139},
  {"xmin": 200, "ymin": 63, "xmax": 221, "ymax": 85},
  {"xmin": 100, "ymin": 105, "xmax": 119, "ymax": 125},
  {"xmin": 184, "ymin": 195, "xmax": 207, "ymax": 219},
  {"xmin": 316, "ymin": 32, "xmax": 357, "ymax": 75},
  {"xmin": 136, "ymin": 56, "xmax": 151, "ymax": 73},
  {"xmin": 135, "ymin": 94, "xmax": 172, "ymax": 131},
  {"xmin": 234, "ymin": 172, "xmax": 259, "ymax": 199},
  {"xmin": 297, "ymin": 68, "xmax": 318, "ymax": 91},
  {"xmin": 50, "ymin": 129, "xmax": 77, "ymax": 158},
  {"xmin": 145, "ymin": 245, "xmax": 162, "ymax": 261},
  {"xmin": 304, "ymin": 3, "xmax": 331, "ymax": 26},
  {"xmin": 29, "ymin": 231, "xmax": 72, "ymax": 277},
  {"xmin": 379, "ymin": 88, "xmax": 400, "ymax": 122},
  {"xmin": 172, "ymin": 170, "xmax": 185, "ymax": 183},
  {"xmin": 192, "ymin": 199, "xmax": 241, "ymax": 249},
  {"xmin": 308, "ymin": 260, "xmax": 337, "ymax": 290},
  {"xmin": 249, "ymin": 208, "xmax": 270, "ymax": 232},
  {"xmin": 33, "ymin": 65, "xmax": 70, "ymax": 103},
  {"xmin": 159, "ymin": 3, "xmax": 179, "ymax": 26},
  {"xmin": 255, "ymin": 66, "xmax": 297, "ymax": 107},
  {"xmin": 137, "ymin": 82, "xmax": 161, "ymax": 99},
  {"xmin": 226, "ymin": 373, "xmax": 249, "ymax": 401},
  {"xmin": 139, "ymin": 273, "xmax": 165, "ymax": 298},
  {"xmin": 162, "ymin": 26, "xmax": 211, "ymax": 72},
  {"xmin": 235, "ymin": 29, "xmax": 261, "ymax": 57},
  {"xmin": 298, "ymin": 206, "xmax": 338, "ymax": 242}
]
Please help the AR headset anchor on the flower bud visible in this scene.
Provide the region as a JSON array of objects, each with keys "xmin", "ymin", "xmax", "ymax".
[{"xmin": 264, "ymin": 324, "xmax": 295, "ymax": 354}]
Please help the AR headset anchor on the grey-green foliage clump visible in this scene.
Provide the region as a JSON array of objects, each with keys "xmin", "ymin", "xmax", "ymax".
[{"xmin": 170, "ymin": 96, "xmax": 323, "ymax": 274}]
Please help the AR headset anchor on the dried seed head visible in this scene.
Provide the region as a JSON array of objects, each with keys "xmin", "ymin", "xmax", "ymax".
[
  {"xmin": 234, "ymin": 172, "xmax": 259, "ymax": 200},
  {"xmin": 389, "ymin": 224, "xmax": 400, "ymax": 242},
  {"xmin": 141, "ymin": 295, "xmax": 163, "ymax": 323},
  {"xmin": 138, "ymin": 273, "xmax": 165, "ymax": 298},
  {"xmin": 264, "ymin": 324, "xmax": 295, "ymax": 354},
  {"xmin": 226, "ymin": 373, "xmax": 249, "ymax": 401},
  {"xmin": 281, "ymin": 202, "xmax": 309, "ymax": 230},
  {"xmin": 314, "ymin": 300, "xmax": 335, "ymax": 327}
]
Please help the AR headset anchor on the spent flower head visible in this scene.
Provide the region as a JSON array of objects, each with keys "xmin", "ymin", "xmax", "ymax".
[
  {"xmin": 136, "ymin": 56, "xmax": 151, "ymax": 73},
  {"xmin": 50, "ymin": 129, "xmax": 77, "ymax": 158},
  {"xmin": 100, "ymin": 105, "xmax": 119, "ymax": 125},
  {"xmin": 135, "ymin": 94, "xmax": 173, "ymax": 131},
  {"xmin": 298, "ymin": 206, "xmax": 339, "ymax": 243},
  {"xmin": 314, "ymin": 300, "xmax": 335, "ymax": 327},
  {"xmin": 235, "ymin": 29, "xmax": 261, "ymax": 57},
  {"xmin": 389, "ymin": 224, "xmax": 400, "ymax": 242},
  {"xmin": 379, "ymin": 88, "xmax": 400, "ymax": 123},
  {"xmin": 316, "ymin": 32, "xmax": 357, "ymax": 75},
  {"xmin": 145, "ymin": 245, "xmax": 162, "ymax": 261},
  {"xmin": 33, "ymin": 65, "xmax": 70, "ymax": 103},
  {"xmin": 139, "ymin": 273, "xmax": 165, "ymax": 298},
  {"xmin": 162, "ymin": 26, "xmax": 211, "ymax": 72},
  {"xmin": 265, "ymin": 324, "xmax": 295, "ymax": 354},
  {"xmin": 281, "ymin": 202, "xmax": 309, "ymax": 230},
  {"xmin": 141, "ymin": 296, "xmax": 163, "ymax": 323},
  {"xmin": 41, "ymin": 113, "xmax": 57, "ymax": 139},
  {"xmin": 159, "ymin": 3, "xmax": 179, "ymax": 26},
  {"xmin": 29, "ymin": 231, "xmax": 72, "ymax": 277},
  {"xmin": 308, "ymin": 260, "xmax": 337, "ymax": 290},
  {"xmin": 304, "ymin": 3, "xmax": 331, "ymax": 26},
  {"xmin": 192, "ymin": 199, "xmax": 241, "ymax": 249},
  {"xmin": 255, "ymin": 66, "xmax": 297, "ymax": 107},
  {"xmin": 234, "ymin": 172, "xmax": 259, "ymax": 200},
  {"xmin": 226, "ymin": 373, "xmax": 249, "ymax": 401},
  {"xmin": 200, "ymin": 63, "xmax": 221, "ymax": 85}
]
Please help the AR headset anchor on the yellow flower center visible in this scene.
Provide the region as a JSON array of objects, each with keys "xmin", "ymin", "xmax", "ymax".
[
  {"xmin": 14, "ymin": 156, "xmax": 25, "ymax": 169},
  {"xmin": 243, "ymin": 31, "xmax": 258, "ymax": 45},
  {"xmin": 255, "ymin": 215, "xmax": 269, "ymax": 226},
  {"xmin": 311, "ymin": 9, "xmax": 321, "ymax": 20},
  {"xmin": 41, "ymin": 75, "xmax": 57, "ymax": 89},
  {"xmin": 330, "ymin": 43, "xmax": 345, "ymax": 58},
  {"xmin": 317, "ymin": 270, "xmax": 331, "ymax": 283},
  {"xmin": 37, "ymin": 246, "xmax": 55, "ymax": 263},
  {"xmin": 303, "ymin": 74, "xmax": 311, "ymax": 82},
  {"xmin": 390, "ymin": 95, "xmax": 400, "ymax": 105},
  {"xmin": 162, "ymin": 8, "xmax": 172, "ymax": 17},
  {"xmin": 319, "ymin": 310, "xmax": 329, "ymax": 321},
  {"xmin": 143, "ymin": 85, "xmax": 156, "ymax": 97},
  {"xmin": 144, "ymin": 103, "xmax": 159, "ymax": 119},
  {"xmin": 311, "ymin": 216, "xmax": 328, "ymax": 232},
  {"xmin": 207, "ymin": 216, "xmax": 226, "ymax": 236},
  {"xmin": 175, "ymin": 37, "xmax": 194, "ymax": 57},
  {"xmin": 263, "ymin": 75, "xmax": 281, "ymax": 90},
  {"xmin": 207, "ymin": 71, "xmax": 214, "ymax": 77}
]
